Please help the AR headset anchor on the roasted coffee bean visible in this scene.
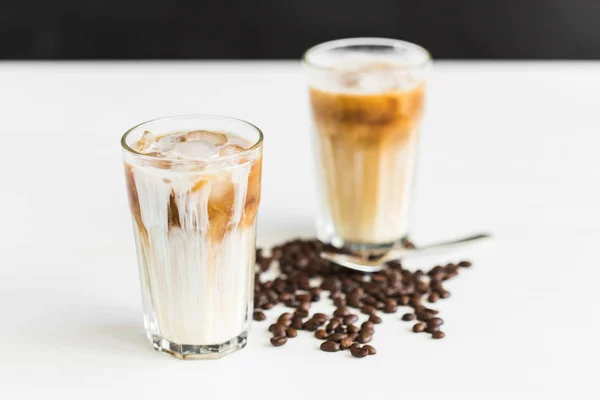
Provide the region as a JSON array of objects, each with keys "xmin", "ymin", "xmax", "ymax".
[
  {"xmin": 412, "ymin": 322, "xmax": 427, "ymax": 333},
  {"xmin": 363, "ymin": 295, "xmax": 377, "ymax": 306},
  {"xmin": 372, "ymin": 274, "xmax": 387, "ymax": 284},
  {"xmin": 432, "ymin": 331, "xmax": 445, "ymax": 339},
  {"xmin": 383, "ymin": 304, "xmax": 397, "ymax": 313},
  {"xmin": 444, "ymin": 270, "xmax": 459, "ymax": 280},
  {"xmin": 347, "ymin": 332, "xmax": 359, "ymax": 341},
  {"xmin": 278, "ymin": 318, "xmax": 292, "ymax": 327},
  {"xmin": 363, "ymin": 345, "xmax": 377, "ymax": 355},
  {"xmin": 253, "ymin": 311, "xmax": 266, "ymax": 321},
  {"xmin": 327, "ymin": 333, "xmax": 347, "ymax": 342},
  {"xmin": 375, "ymin": 301, "xmax": 385, "ymax": 310},
  {"xmin": 361, "ymin": 305, "xmax": 376, "ymax": 315},
  {"xmin": 439, "ymin": 290, "xmax": 451, "ymax": 299},
  {"xmin": 334, "ymin": 325, "xmax": 347, "ymax": 334},
  {"xmin": 326, "ymin": 319, "xmax": 340, "ymax": 332},
  {"xmin": 294, "ymin": 309, "xmax": 309, "ymax": 318},
  {"xmin": 340, "ymin": 337, "xmax": 354, "ymax": 350},
  {"xmin": 428, "ymin": 292, "xmax": 440, "ymax": 303},
  {"xmin": 268, "ymin": 324, "xmax": 278, "ymax": 333},
  {"xmin": 344, "ymin": 315, "xmax": 359, "ymax": 325},
  {"xmin": 458, "ymin": 260, "xmax": 472, "ymax": 268},
  {"xmin": 347, "ymin": 324, "xmax": 360, "ymax": 333},
  {"xmin": 330, "ymin": 291, "xmax": 343, "ymax": 300},
  {"xmin": 303, "ymin": 320, "xmax": 319, "ymax": 331},
  {"xmin": 298, "ymin": 302, "xmax": 311, "ymax": 312},
  {"xmin": 333, "ymin": 298, "xmax": 347, "ymax": 308},
  {"xmin": 428, "ymin": 317, "xmax": 444, "ymax": 327},
  {"xmin": 313, "ymin": 313, "xmax": 328, "ymax": 322},
  {"xmin": 278, "ymin": 292, "xmax": 292, "ymax": 302},
  {"xmin": 369, "ymin": 314, "xmax": 382, "ymax": 324},
  {"xmin": 334, "ymin": 307, "xmax": 350, "ymax": 317},
  {"xmin": 315, "ymin": 329, "xmax": 328, "ymax": 339},
  {"xmin": 291, "ymin": 317, "xmax": 304, "ymax": 330},
  {"xmin": 358, "ymin": 333, "xmax": 372, "ymax": 343},
  {"xmin": 421, "ymin": 307, "xmax": 439, "ymax": 315},
  {"xmin": 350, "ymin": 345, "xmax": 369, "ymax": 358},
  {"xmin": 278, "ymin": 312, "xmax": 292, "ymax": 321},
  {"xmin": 296, "ymin": 293, "xmax": 311, "ymax": 303},
  {"xmin": 283, "ymin": 327, "xmax": 296, "ymax": 337},
  {"xmin": 270, "ymin": 336, "xmax": 287, "ymax": 346},
  {"xmin": 272, "ymin": 325, "xmax": 287, "ymax": 337},
  {"xmin": 263, "ymin": 302, "xmax": 274, "ymax": 310},
  {"xmin": 361, "ymin": 321, "xmax": 375, "ymax": 330},
  {"xmin": 399, "ymin": 295, "xmax": 410, "ymax": 305},
  {"xmin": 426, "ymin": 325, "xmax": 440, "ymax": 334},
  {"xmin": 320, "ymin": 340, "xmax": 340, "ymax": 352},
  {"xmin": 401, "ymin": 313, "xmax": 415, "ymax": 321}
]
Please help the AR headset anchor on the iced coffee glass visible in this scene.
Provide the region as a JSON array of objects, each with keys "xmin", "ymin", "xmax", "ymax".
[
  {"xmin": 121, "ymin": 115, "xmax": 263, "ymax": 359},
  {"xmin": 303, "ymin": 38, "xmax": 431, "ymax": 253}
]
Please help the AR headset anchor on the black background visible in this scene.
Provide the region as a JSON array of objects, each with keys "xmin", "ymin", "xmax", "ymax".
[{"xmin": 2, "ymin": 0, "xmax": 599, "ymax": 59}]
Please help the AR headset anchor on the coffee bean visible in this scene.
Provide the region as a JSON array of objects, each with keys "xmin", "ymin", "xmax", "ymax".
[
  {"xmin": 361, "ymin": 305, "xmax": 376, "ymax": 315},
  {"xmin": 296, "ymin": 293, "xmax": 311, "ymax": 303},
  {"xmin": 428, "ymin": 293, "xmax": 440, "ymax": 303},
  {"xmin": 439, "ymin": 290, "xmax": 451, "ymax": 299},
  {"xmin": 383, "ymin": 304, "xmax": 397, "ymax": 313},
  {"xmin": 343, "ymin": 315, "xmax": 358, "ymax": 325},
  {"xmin": 369, "ymin": 314, "xmax": 382, "ymax": 324},
  {"xmin": 315, "ymin": 329, "xmax": 328, "ymax": 339},
  {"xmin": 263, "ymin": 302, "xmax": 274, "ymax": 310},
  {"xmin": 334, "ymin": 307, "xmax": 350, "ymax": 317},
  {"xmin": 270, "ymin": 336, "xmax": 287, "ymax": 346},
  {"xmin": 326, "ymin": 319, "xmax": 340, "ymax": 332},
  {"xmin": 340, "ymin": 337, "xmax": 354, "ymax": 350},
  {"xmin": 333, "ymin": 298, "xmax": 347, "ymax": 307},
  {"xmin": 286, "ymin": 328, "xmax": 298, "ymax": 338},
  {"xmin": 363, "ymin": 345, "xmax": 376, "ymax": 355},
  {"xmin": 412, "ymin": 322, "xmax": 427, "ymax": 332},
  {"xmin": 303, "ymin": 320, "xmax": 319, "ymax": 331},
  {"xmin": 350, "ymin": 345, "xmax": 369, "ymax": 358},
  {"xmin": 399, "ymin": 295, "xmax": 410, "ymax": 305},
  {"xmin": 327, "ymin": 333, "xmax": 347, "ymax": 342},
  {"xmin": 334, "ymin": 325, "xmax": 347, "ymax": 334},
  {"xmin": 298, "ymin": 302, "xmax": 311, "ymax": 312},
  {"xmin": 291, "ymin": 317, "xmax": 303, "ymax": 330},
  {"xmin": 278, "ymin": 292, "xmax": 292, "ymax": 302},
  {"xmin": 278, "ymin": 319, "xmax": 292, "ymax": 327},
  {"xmin": 348, "ymin": 332, "xmax": 359, "ymax": 341},
  {"xmin": 320, "ymin": 341, "xmax": 340, "ymax": 352},
  {"xmin": 375, "ymin": 301, "xmax": 385, "ymax": 310},
  {"xmin": 278, "ymin": 312, "xmax": 292, "ymax": 321},
  {"xmin": 272, "ymin": 324, "xmax": 287, "ymax": 337},
  {"xmin": 330, "ymin": 291, "xmax": 343, "ymax": 300},
  {"xmin": 428, "ymin": 317, "xmax": 444, "ymax": 327},
  {"xmin": 347, "ymin": 324, "xmax": 360, "ymax": 333},
  {"xmin": 253, "ymin": 311, "xmax": 266, "ymax": 321},
  {"xmin": 432, "ymin": 331, "xmax": 445, "ymax": 339},
  {"xmin": 294, "ymin": 309, "xmax": 309, "ymax": 318},
  {"xmin": 361, "ymin": 321, "xmax": 374, "ymax": 330},
  {"xmin": 358, "ymin": 333, "xmax": 372, "ymax": 343},
  {"xmin": 401, "ymin": 313, "xmax": 414, "ymax": 321},
  {"xmin": 426, "ymin": 325, "xmax": 440, "ymax": 334},
  {"xmin": 313, "ymin": 313, "xmax": 328, "ymax": 322},
  {"xmin": 458, "ymin": 260, "xmax": 472, "ymax": 268}
]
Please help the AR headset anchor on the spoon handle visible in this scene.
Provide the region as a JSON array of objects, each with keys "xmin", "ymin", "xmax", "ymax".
[{"xmin": 386, "ymin": 232, "xmax": 491, "ymax": 262}]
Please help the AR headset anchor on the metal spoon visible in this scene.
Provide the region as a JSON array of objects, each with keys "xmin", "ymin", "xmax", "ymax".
[{"xmin": 320, "ymin": 233, "xmax": 491, "ymax": 273}]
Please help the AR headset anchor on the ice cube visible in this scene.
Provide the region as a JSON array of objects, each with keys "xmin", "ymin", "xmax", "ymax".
[
  {"xmin": 183, "ymin": 130, "xmax": 227, "ymax": 146},
  {"xmin": 174, "ymin": 140, "xmax": 219, "ymax": 160},
  {"xmin": 155, "ymin": 134, "xmax": 182, "ymax": 153},
  {"xmin": 219, "ymin": 144, "xmax": 246, "ymax": 157},
  {"xmin": 136, "ymin": 131, "xmax": 156, "ymax": 152}
]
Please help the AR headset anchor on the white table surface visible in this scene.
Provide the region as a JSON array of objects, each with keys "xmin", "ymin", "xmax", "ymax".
[{"xmin": 0, "ymin": 61, "xmax": 598, "ymax": 399}]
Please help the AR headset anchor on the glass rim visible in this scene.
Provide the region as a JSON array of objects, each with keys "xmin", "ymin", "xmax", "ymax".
[
  {"xmin": 302, "ymin": 37, "xmax": 432, "ymax": 72},
  {"xmin": 120, "ymin": 114, "xmax": 264, "ymax": 164}
]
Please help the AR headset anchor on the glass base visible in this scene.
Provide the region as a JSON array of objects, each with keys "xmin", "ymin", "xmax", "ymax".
[
  {"xmin": 318, "ymin": 229, "xmax": 411, "ymax": 256},
  {"xmin": 150, "ymin": 332, "xmax": 248, "ymax": 360}
]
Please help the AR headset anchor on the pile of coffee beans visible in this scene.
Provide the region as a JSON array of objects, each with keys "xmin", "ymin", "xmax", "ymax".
[{"xmin": 254, "ymin": 238, "xmax": 473, "ymax": 358}]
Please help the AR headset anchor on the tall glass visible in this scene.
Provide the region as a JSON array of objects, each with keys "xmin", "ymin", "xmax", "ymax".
[
  {"xmin": 303, "ymin": 38, "xmax": 431, "ymax": 253},
  {"xmin": 121, "ymin": 115, "xmax": 263, "ymax": 359}
]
